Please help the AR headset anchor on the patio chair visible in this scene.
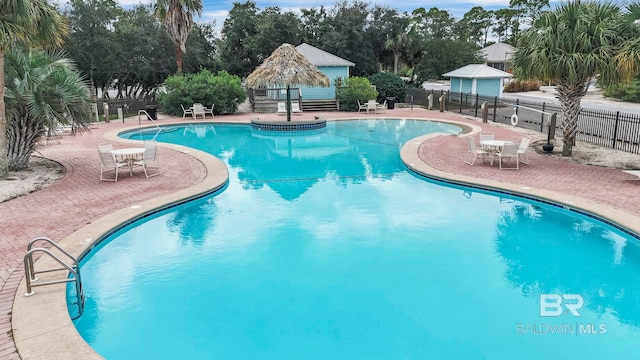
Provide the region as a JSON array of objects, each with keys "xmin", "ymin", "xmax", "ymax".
[
  {"xmin": 98, "ymin": 142, "xmax": 113, "ymax": 152},
  {"xmin": 479, "ymin": 132, "xmax": 494, "ymax": 142},
  {"xmin": 497, "ymin": 142, "xmax": 519, "ymax": 170},
  {"xmin": 181, "ymin": 104, "xmax": 193, "ymax": 119},
  {"xmin": 277, "ymin": 102, "xmax": 286, "ymax": 115},
  {"xmin": 99, "ymin": 149, "xmax": 127, "ymax": 182},
  {"xmin": 291, "ymin": 102, "xmax": 303, "ymax": 115},
  {"xmin": 366, "ymin": 100, "xmax": 377, "ymax": 114},
  {"xmin": 192, "ymin": 103, "xmax": 206, "ymax": 119},
  {"xmin": 132, "ymin": 141, "xmax": 161, "ymax": 178},
  {"xmin": 517, "ymin": 136, "xmax": 532, "ymax": 165},
  {"xmin": 357, "ymin": 100, "xmax": 367, "ymax": 113},
  {"xmin": 204, "ymin": 104, "xmax": 214, "ymax": 118},
  {"xmin": 464, "ymin": 136, "xmax": 490, "ymax": 165},
  {"xmin": 376, "ymin": 100, "xmax": 387, "ymax": 113}
]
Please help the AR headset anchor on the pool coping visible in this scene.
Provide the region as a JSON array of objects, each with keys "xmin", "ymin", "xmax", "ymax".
[
  {"xmin": 11, "ymin": 122, "xmax": 229, "ymax": 359},
  {"xmin": 11, "ymin": 116, "xmax": 640, "ymax": 359},
  {"xmin": 401, "ymin": 132, "xmax": 640, "ymax": 237}
]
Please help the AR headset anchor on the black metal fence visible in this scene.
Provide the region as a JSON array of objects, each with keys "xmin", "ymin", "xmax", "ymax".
[
  {"xmin": 91, "ymin": 98, "xmax": 156, "ymax": 121},
  {"xmin": 405, "ymin": 88, "xmax": 640, "ymax": 154}
]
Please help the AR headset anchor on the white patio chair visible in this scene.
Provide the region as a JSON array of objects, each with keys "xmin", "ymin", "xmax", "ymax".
[
  {"xmin": 192, "ymin": 103, "xmax": 206, "ymax": 119},
  {"xmin": 98, "ymin": 142, "xmax": 113, "ymax": 152},
  {"xmin": 464, "ymin": 137, "xmax": 490, "ymax": 165},
  {"xmin": 132, "ymin": 141, "xmax": 161, "ymax": 178},
  {"xmin": 479, "ymin": 132, "xmax": 494, "ymax": 141},
  {"xmin": 517, "ymin": 136, "xmax": 532, "ymax": 165},
  {"xmin": 99, "ymin": 149, "xmax": 127, "ymax": 182},
  {"xmin": 357, "ymin": 100, "xmax": 367, "ymax": 113},
  {"xmin": 366, "ymin": 100, "xmax": 377, "ymax": 114},
  {"xmin": 291, "ymin": 102, "xmax": 303, "ymax": 114},
  {"xmin": 181, "ymin": 104, "xmax": 193, "ymax": 119},
  {"xmin": 376, "ymin": 100, "xmax": 387, "ymax": 113},
  {"xmin": 497, "ymin": 142, "xmax": 520, "ymax": 170},
  {"xmin": 277, "ymin": 102, "xmax": 286, "ymax": 115},
  {"xmin": 204, "ymin": 104, "xmax": 214, "ymax": 118}
]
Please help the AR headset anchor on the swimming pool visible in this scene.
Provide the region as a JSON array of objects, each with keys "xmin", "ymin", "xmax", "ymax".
[{"xmin": 73, "ymin": 119, "xmax": 640, "ymax": 359}]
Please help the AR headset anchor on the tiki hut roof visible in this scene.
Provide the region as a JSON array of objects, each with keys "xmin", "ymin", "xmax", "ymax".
[{"xmin": 245, "ymin": 43, "xmax": 330, "ymax": 89}]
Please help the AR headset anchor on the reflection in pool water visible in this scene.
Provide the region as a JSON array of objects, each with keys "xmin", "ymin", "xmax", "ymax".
[{"xmin": 72, "ymin": 120, "xmax": 640, "ymax": 359}]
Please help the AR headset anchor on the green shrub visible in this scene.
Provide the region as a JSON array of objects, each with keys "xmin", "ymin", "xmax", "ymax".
[
  {"xmin": 504, "ymin": 80, "xmax": 541, "ymax": 92},
  {"xmin": 335, "ymin": 76, "xmax": 378, "ymax": 111},
  {"xmin": 603, "ymin": 79, "xmax": 640, "ymax": 103},
  {"xmin": 368, "ymin": 72, "xmax": 406, "ymax": 103},
  {"xmin": 157, "ymin": 69, "xmax": 246, "ymax": 115}
]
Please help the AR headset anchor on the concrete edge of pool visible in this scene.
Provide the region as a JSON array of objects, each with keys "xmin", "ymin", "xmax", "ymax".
[
  {"xmin": 11, "ymin": 122, "xmax": 230, "ymax": 360},
  {"xmin": 401, "ymin": 132, "xmax": 640, "ymax": 237},
  {"xmin": 11, "ymin": 118, "xmax": 640, "ymax": 359}
]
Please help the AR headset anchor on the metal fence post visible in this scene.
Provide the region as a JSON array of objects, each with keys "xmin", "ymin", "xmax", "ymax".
[
  {"xmin": 612, "ymin": 111, "xmax": 620, "ymax": 149},
  {"xmin": 540, "ymin": 102, "xmax": 546, "ymax": 132},
  {"xmin": 474, "ymin": 94, "xmax": 479, "ymax": 117},
  {"xmin": 492, "ymin": 96, "xmax": 497, "ymax": 122},
  {"xmin": 459, "ymin": 92, "xmax": 463, "ymax": 113}
]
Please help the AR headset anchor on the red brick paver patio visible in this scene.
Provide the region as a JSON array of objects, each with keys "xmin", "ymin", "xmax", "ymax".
[{"xmin": 1, "ymin": 108, "xmax": 639, "ymax": 358}]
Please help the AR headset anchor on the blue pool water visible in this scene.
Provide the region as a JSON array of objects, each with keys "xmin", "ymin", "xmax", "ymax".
[{"xmin": 72, "ymin": 120, "xmax": 640, "ymax": 359}]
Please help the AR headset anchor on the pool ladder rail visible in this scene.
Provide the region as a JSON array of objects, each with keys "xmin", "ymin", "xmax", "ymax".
[{"xmin": 23, "ymin": 237, "xmax": 85, "ymax": 319}]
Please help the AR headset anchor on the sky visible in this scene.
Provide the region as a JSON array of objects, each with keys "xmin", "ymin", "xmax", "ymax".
[{"xmin": 113, "ymin": 0, "xmax": 518, "ymax": 35}]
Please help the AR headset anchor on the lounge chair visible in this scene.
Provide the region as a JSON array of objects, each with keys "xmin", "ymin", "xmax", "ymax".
[
  {"xmin": 204, "ymin": 104, "xmax": 214, "ymax": 118},
  {"xmin": 192, "ymin": 103, "xmax": 206, "ymax": 119},
  {"xmin": 623, "ymin": 170, "xmax": 640, "ymax": 180},
  {"xmin": 291, "ymin": 102, "xmax": 303, "ymax": 115},
  {"xmin": 181, "ymin": 104, "xmax": 193, "ymax": 119},
  {"xmin": 517, "ymin": 136, "xmax": 532, "ymax": 164},
  {"xmin": 132, "ymin": 141, "xmax": 161, "ymax": 178},
  {"xmin": 464, "ymin": 137, "xmax": 490, "ymax": 165},
  {"xmin": 497, "ymin": 142, "xmax": 519, "ymax": 170},
  {"xmin": 99, "ymin": 149, "xmax": 127, "ymax": 182},
  {"xmin": 277, "ymin": 102, "xmax": 286, "ymax": 115}
]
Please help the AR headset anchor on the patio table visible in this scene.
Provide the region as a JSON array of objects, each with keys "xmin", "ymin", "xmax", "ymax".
[{"xmin": 112, "ymin": 147, "xmax": 144, "ymax": 176}]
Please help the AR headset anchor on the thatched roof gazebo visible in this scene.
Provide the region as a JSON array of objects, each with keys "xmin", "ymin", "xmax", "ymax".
[{"xmin": 246, "ymin": 43, "xmax": 330, "ymax": 121}]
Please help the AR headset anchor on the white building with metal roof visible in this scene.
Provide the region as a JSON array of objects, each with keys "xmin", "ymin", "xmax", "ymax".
[
  {"xmin": 443, "ymin": 64, "xmax": 513, "ymax": 98},
  {"xmin": 478, "ymin": 42, "xmax": 515, "ymax": 72}
]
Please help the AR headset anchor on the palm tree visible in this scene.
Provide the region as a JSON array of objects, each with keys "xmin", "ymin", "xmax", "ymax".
[
  {"xmin": 384, "ymin": 27, "xmax": 415, "ymax": 74},
  {"xmin": 511, "ymin": 1, "xmax": 640, "ymax": 156},
  {"xmin": 4, "ymin": 47, "xmax": 93, "ymax": 170},
  {"xmin": 0, "ymin": 0, "xmax": 68, "ymax": 178},
  {"xmin": 155, "ymin": 0, "xmax": 203, "ymax": 74}
]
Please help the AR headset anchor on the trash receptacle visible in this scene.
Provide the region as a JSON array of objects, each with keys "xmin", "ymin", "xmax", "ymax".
[
  {"xmin": 145, "ymin": 105, "xmax": 157, "ymax": 120},
  {"xmin": 386, "ymin": 97, "xmax": 396, "ymax": 109}
]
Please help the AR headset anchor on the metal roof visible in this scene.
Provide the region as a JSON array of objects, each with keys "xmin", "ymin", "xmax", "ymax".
[
  {"xmin": 296, "ymin": 43, "xmax": 355, "ymax": 67},
  {"xmin": 442, "ymin": 64, "xmax": 513, "ymax": 79},
  {"xmin": 479, "ymin": 42, "xmax": 515, "ymax": 63}
]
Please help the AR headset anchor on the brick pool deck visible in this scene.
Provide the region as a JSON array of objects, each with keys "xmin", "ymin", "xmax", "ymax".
[{"xmin": 1, "ymin": 107, "xmax": 639, "ymax": 358}]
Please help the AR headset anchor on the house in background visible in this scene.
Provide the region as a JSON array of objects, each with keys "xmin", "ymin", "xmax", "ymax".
[
  {"xmin": 442, "ymin": 64, "xmax": 513, "ymax": 98},
  {"xmin": 249, "ymin": 43, "xmax": 354, "ymax": 113},
  {"xmin": 479, "ymin": 42, "xmax": 515, "ymax": 72}
]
